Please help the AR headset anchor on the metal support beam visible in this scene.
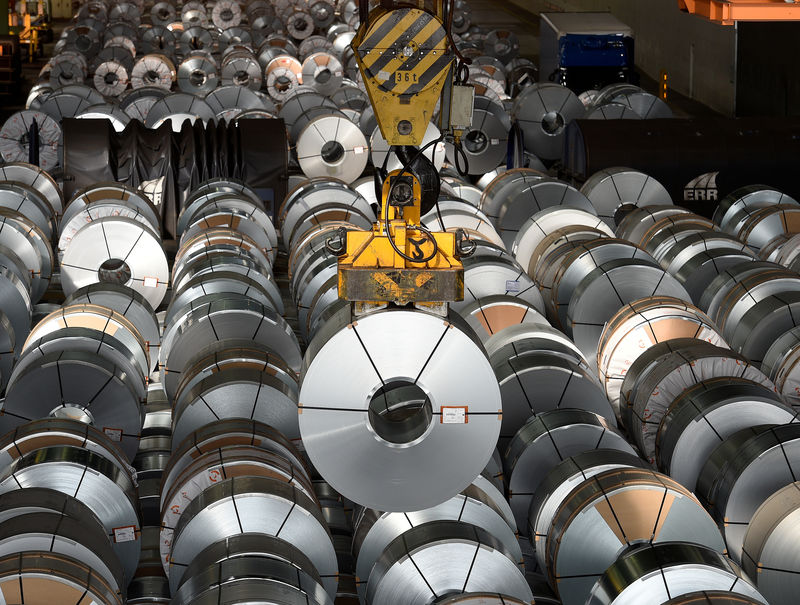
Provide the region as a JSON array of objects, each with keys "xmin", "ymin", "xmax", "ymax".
[{"xmin": 679, "ymin": 0, "xmax": 800, "ymax": 25}]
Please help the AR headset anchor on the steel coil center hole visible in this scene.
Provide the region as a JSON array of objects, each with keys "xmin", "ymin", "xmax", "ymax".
[
  {"xmin": 541, "ymin": 111, "xmax": 565, "ymax": 135},
  {"xmin": 98, "ymin": 258, "xmax": 132, "ymax": 285},
  {"xmin": 220, "ymin": 8, "xmax": 234, "ymax": 21},
  {"xmin": 368, "ymin": 381, "xmax": 433, "ymax": 445},
  {"xmin": 276, "ymin": 75, "xmax": 292, "ymax": 91},
  {"xmin": 146, "ymin": 70, "xmax": 160, "ymax": 83},
  {"xmin": 190, "ymin": 69, "xmax": 207, "ymax": 86},
  {"xmin": 294, "ymin": 17, "xmax": 309, "ymax": 31},
  {"xmin": 315, "ymin": 67, "xmax": 332, "ymax": 84},
  {"xmin": 321, "ymin": 140, "xmax": 345, "ymax": 164},
  {"xmin": 157, "ymin": 8, "xmax": 170, "ymax": 19},
  {"xmin": 50, "ymin": 403, "xmax": 95, "ymax": 425},
  {"xmin": 76, "ymin": 37, "xmax": 91, "ymax": 52},
  {"xmin": 464, "ymin": 130, "xmax": 488, "ymax": 154},
  {"xmin": 104, "ymin": 72, "xmax": 119, "ymax": 85},
  {"xmin": 234, "ymin": 70, "xmax": 250, "ymax": 85}
]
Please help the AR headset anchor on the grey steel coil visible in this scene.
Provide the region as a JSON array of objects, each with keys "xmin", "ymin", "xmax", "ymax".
[
  {"xmin": 299, "ymin": 306, "xmax": 502, "ymax": 512},
  {"xmin": 459, "ymin": 294, "xmax": 547, "ymax": 343},
  {"xmin": 597, "ymin": 296, "xmax": 725, "ymax": 415},
  {"xmin": 504, "ymin": 409, "xmax": 635, "ymax": 534},
  {"xmin": 586, "ymin": 543, "xmax": 765, "ymax": 605},
  {"xmin": 640, "ymin": 214, "xmax": 719, "ymax": 264},
  {"xmin": 454, "ymin": 254, "xmax": 545, "ymax": 316},
  {"xmin": 0, "ymin": 161, "xmax": 63, "ymax": 215},
  {"xmin": 352, "ymin": 481, "xmax": 521, "ymax": 602},
  {"xmin": 733, "ymin": 204, "xmax": 800, "ymax": 253},
  {"xmin": 761, "ymin": 326, "xmax": 800, "ymax": 408},
  {"xmin": 159, "ymin": 292, "xmax": 301, "ymax": 401},
  {"xmin": 365, "ymin": 521, "xmax": 532, "ymax": 605},
  {"xmin": 615, "ymin": 205, "xmax": 692, "ymax": 247},
  {"xmin": 150, "ymin": 1, "xmax": 176, "ymax": 26},
  {"xmin": 585, "ymin": 102, "xmax": 641, "ymax": 119},
  {"xmin": 177, "ymin": 53, "xmax": 218, "ymax": 95},
  {"xmin": 370, "ymin": 122, "xmax": 446, "ymax": 172},
  {"xmin": 550, "ymin": 238, "xmax": 654, "ymax": 329},
  {"xmin": 512, "ymin": 207, "xmax": 613, "ymax": 277},
  {"xmin": 699, "ymin": 260, "xmax": 783, "ymax": 316},
  {"xmin": 547, "ymin": 469, "xmax": 725, "ymax": 605},
  {"xmin": 0, "ymin": 181, "xmax": 56, "ymax": 240},
  {"xmin": 211, "ymin": 0, "xmax": 242, "ymax": 29},
  {"xmin": 60, "ymin": 214, "xmax": 169, "ymax": 308},
  {"xmin": 490, "ymin": 326, "xmax": 616, "ymax": 445},
  {"xmin": 301, "ymin": 51, "xmax": 343, "ymax": 96},
  {"xmin": 131, "ymin": 53, "xmax": 175, "ymax": 90},
  {"xmin": 127, "ymin": 526, "xmax": 170, "ymax": 603},
  {"xmin": 119, "ymin": 85, "xmax": 169, "ymax": 121},
  {"xmin": 0, "ymin": 551, "xmax": 123, "ymax": 604},
  {"xmin": 420, "ymin": 201, "xmax": 505, "ymax": 248},
  {"xmin": 165, "ymin": 475, "xmax": 338, "ymax": 597},
  {"xmin": 181, "ymin": 1, "xmax": 208, "ymax": 28},
  {"xmin": 512, "ymin": 83, "xmax": 584, "ymax": 160},
  {"xmin": 715, "ymin": 185, "xmax": 798, "ymax": 232},
  {"xmin": 64, "ymin": 283, "xmax": 160, "ymax": 364},
  {"xmin": 620, "ymin": 338, "xmax": 772, "ymax": 465},
  {"xmin": 0, "ymin": 110, "xmax": 62, "ymax": 171},
  {"xmin": 0, "ymin": 444, "xmax": 140, "ymax": 581},
  {"xmin": 266, "ymin": 55, "xmax": 304, "ymax": 102},
  {"xmin": 221, "ymin": 48, "xmax": 262, "ymax": 90},
  {"xmin": 171, "ymin": 535, "xmax": 332, "ymax": 605},
  {"xmin": 528, "ymin": 449, "xmax": 648, "ymax": 573},
  {"xmin": 581, "ymin": 167, "xmax": 672, "ymax": 228},
  {"xmin": 445, "ymin": 96, "xmax": 510, "ymax": 175},
  {"xmin": 296, "ymin": 114, "xmax": 369, "ymax": 183},
  {"xmin": 698, "ymin": 423, "xmax": 800, "ymax": 563},
  {"xmin": 76, "ymin": 102, "xmax": 132, "ymax": 131},
  {"xmin": 566, "ymin": 257, "xmax": 690, "ymax": 367},
  {"xmin": 657, "ymin": 377, "xmax": 797, "ymax": 491},
  {"xmin": 741, "ymin": 481, "xmax": 800, "ymax": 605}
]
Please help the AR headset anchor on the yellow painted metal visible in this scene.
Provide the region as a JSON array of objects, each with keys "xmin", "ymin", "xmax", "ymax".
[
  {"xmin": 351, "ymin": 6, "xmax": 454, "ymax": 146},
  {"xmin": 679, "ymin": 0, "xmax": 800, "ymax": 25},
  {"xmin": 337, "ymin": 170, "xmax": 464, "ymax": 305}
]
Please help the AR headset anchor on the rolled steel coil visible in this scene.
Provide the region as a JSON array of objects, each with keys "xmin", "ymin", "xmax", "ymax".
[
  {"xmin": 697, "ymin": 423, "xmax": 800, "ymax": 563},
  {"xmin": 299, "ymin": 306, "xmax": 502, "ymax": 511},
  {"xmin": 166, "ymin": 475, "xmax": 337, "ymax": 597},
  {"xmin": 597, "ymin": 296, "xmax": 725, "ymax": 414},
  {"xmin": 221, "ymin": 48, "xmax": 262, "ymax": 90},
  {"xmin": 352, "ymin": 481, "xmax": 520, "ymax": 602},
  {"xmin": 266, "ymin": 55, "xmax": 303, "ymax": 102},
  {"xmin": 301, "ymin": 51, "xmax": 343, "ymax": 96},
  {"xmin": 364, "ymin": 521, "xmax": 532, "ymax": 605},
  {"xmin": 528, "ymin": 449, "xmax": 648, "ymax": 573},
  {"xmin": 504, "ymin": 408, "xmax": 635, "ymax": 534},
  {"xmin": 657, "ymin": 377, "xmax": 797, "ymax": 491},
  {"xmin": 615, "ymin": 205, "xmax": 692, "ymax": 247},
  {"xmin": 453, "ymin": 254, "xmax": 544, "ymax": 316},
  {"xmin": 0, "ymin": 110, "xmax": 62, "ymax": 171},
  {"xmin": 296, "ymin": 114, "xmax": 369, "ymax": 183},
  {"xmin": 734, "ymin": 204, "xmax": 800, "ymax": 253},
  {"xmin": 177, "ymin": 54, "xmax": 218, "ymax": 95},
  {"xmin": 459, "ymin": 293, "xmax": 547, "ymax": 343},
  {"xmin": 60, "ymin": 215, "xmax": 169, "ymax": 308},
  {"xmin": 741, "ymin": 481, "xmax": 800, "ymax": 605},
  {"xmin": 0, "ymin": 444, "xmax": 140, "ymax": 581},
  {"xmin": 512, "ymin": 206, "xmax": 613, "ymax": 277},
  {"xmin": 581, "ymin": 167, "xmax": 672, "ymax": 228},
  {"xmin": 715, "ymin": 185, "xmax": 798, "ymax": 232},
  {"xmin": 586, "ymin": 543, "xmax": 766, "ymax": 605},
  {"xmin": 512, "ymin": 83, "xmax": 584, "ymax": 160},
  {"xmin": 620, "ymin": 338, "xmax": 772, "ymax": 464},
  {"xmin": 0, "ymin": 161, "xmax": 63, "ymax": 215},
  {"xmin": 547, "ymin": 468, "xmax": 725, "ymax": 605},
  {"xmin": 566, "ymin": 257, "xmax": 690, "ymax": 366},
  {"xmin": 131, "ymin": 53, "xmax": 175, "ymax": 90},
  {"xmin": 0, "ymin": 180, "xmax": 56, "ymax": 240}
]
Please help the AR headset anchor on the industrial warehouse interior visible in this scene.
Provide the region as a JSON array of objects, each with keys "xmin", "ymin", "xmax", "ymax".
[{"xmin": 0, "ymin": 0, "xmax": 799, "ymax": 603}]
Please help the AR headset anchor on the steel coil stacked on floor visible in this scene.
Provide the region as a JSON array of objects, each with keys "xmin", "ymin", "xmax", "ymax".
[
  {"xmin": 158, "ymin": 419, "xmax": 339, "ymax": 601},
  {"xmin": 164, "ymin": 177, "xmax": 299, "ymax": 446},
  {"xmin": 281, "ymin": 177, "xmax": 374, "ymax": 342}
]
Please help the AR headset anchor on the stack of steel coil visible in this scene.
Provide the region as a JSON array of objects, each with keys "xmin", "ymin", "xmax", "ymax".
[
  {"xmin": 160, "ymin": 419, "xmax": 338, "ymax": 603},
  {"xmin": 164, "ymin": 177, "xmax": 299, "ymax": 445}
]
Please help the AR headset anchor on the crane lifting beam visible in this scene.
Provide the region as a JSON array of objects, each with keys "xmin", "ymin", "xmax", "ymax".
[{"xmin": 679, "ymin": 0, "xmax": 800, "ymax": 25}]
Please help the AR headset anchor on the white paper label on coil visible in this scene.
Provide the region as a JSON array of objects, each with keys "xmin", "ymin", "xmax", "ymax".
[
  {"xmin": 103, "ymin": 427, "xmax": 123, "ymax": 442},
  {"xmin": 491, "ymin": 138, "xmax": 500, "ymax": 146},
  {"xmin": 113, "ymin": 525, "xmax": 137, "ymax": 543},
  {"xmin": 441, "ymin": 406, "xmax": 468, "ymax": 424},
  {"xmin": 505, "ymin": 280, "xmax": 521, "ymax": 292},
  {"xmin": 353, "ymin": 146, "xmax": 366, "ymax": 155},
  {"xmin": 143, "ymin": 276, "xmax": 159, "ymax": 288}
]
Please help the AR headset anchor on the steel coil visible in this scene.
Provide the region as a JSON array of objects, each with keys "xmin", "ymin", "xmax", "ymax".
[
  {"xmin": 143, "ymin": 91, "xmax": 216, "ymax": 131},
  {"xmin": 365, "ymin": 521, "xmax": 532, "ymax": 605},
  {"xmin": 0, "ymin": 110, "xmax": 62, "ymax": 171},
  {"xmin": 597, "ymin": 296, "xmax": 725, "ymax": 415},
  {"xmin": 177, "ymin": 54, "xmax": 218, "ymax": 95},
  {"xmin": 586, "ymin": 543, "xmax": 765, "ymax": 605},
  {"xmin": 131, "ymin": 53, "xmax": 175, "ymax": 90},
  {"xmin": 299, "ymin": 306, "xmax": 501, "ymax": 511},
  {"xmin": 528, "ymin": 449, "xmax": 647, "ymax": 573},
  {"xmin": 0, "ymin": 161, "xmax": 63, "ymax": 215},
  {"xmin": 581, "ymin": 167, "xmax": 672, "ymax": 227},
  {"xmin": 698, "ymin": 423, "xmax": 800, "ymax": 562},
  {"xmin": 504, "ymin": 409, "xmax": 635, "ymax": 534},
  {"xmin": 548, "ymin": 468, "xmax": 725, "ymax": 605},
  {"xmin": 512, "ymin": 83, "xmax": 584, "ymax": 160},
  {"xmin": 621, "ymin": 338, "xmax": 772, "ymax": 464},
  {"xmin": 296, "ymin": 114, "xmax": 369, "ymax": 183}
]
